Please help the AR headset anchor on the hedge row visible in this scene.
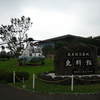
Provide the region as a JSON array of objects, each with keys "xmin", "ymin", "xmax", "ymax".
[{"xmin": 0, "ymin": 69, "xmax": 29, "ymax": 83}]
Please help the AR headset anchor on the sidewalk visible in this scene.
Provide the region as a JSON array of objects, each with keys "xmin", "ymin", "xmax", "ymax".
[{"xmin": 0, "ymin": 84, "xmax": 100, "ymax": 100}]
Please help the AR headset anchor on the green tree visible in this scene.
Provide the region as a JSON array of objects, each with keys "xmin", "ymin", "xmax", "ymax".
[
  {"xmin": 73, "ymin": 36, "xmax": 100, "ymax": 55},
  {"xmin": 42, "ymin": 45, "xmax": 54, "ymax": 57},
  {"xmin": 54, "ymin": 41, "xmax": 68, "ymax": 50},
  {"xmin": 0, "ymin": 16, "xmax": 33, "ymax": 57}
]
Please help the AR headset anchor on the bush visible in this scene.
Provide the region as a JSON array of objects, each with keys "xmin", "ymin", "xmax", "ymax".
[
  {"xmin": 15, "ymin": 71, "xmax": 30, "ymax": 82},
  {"xmin": 0, "ymin": 69, "xmax": 30, "ymax": 83},
  {"xmin": 0, "ymin": 69, "xmax": 12, "ymax": 83}
]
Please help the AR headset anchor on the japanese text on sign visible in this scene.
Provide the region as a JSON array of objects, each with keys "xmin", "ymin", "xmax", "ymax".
[
  {"xmin": 67, "ymin": 52, "xmax": 90, "ymax": 57},
  {"xmin": 65, "ymin": 59, "xmax": 92, "ymax": 67}
]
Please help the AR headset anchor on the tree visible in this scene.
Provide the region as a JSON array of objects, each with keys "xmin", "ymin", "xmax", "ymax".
[
  {"xmin": 54, "ymin": 41, "xmax": 68, "ymax": 50},
  {"xmin": 0, "ymin": 16, "xmax": 33, "ymax": 57},
  {"xmin": 73, "ymin": 36, "xmax": 100, "ymax": 55},
  {"xmin": 42, "ymin": 45, "xmax": 54, "ymax": 57}
]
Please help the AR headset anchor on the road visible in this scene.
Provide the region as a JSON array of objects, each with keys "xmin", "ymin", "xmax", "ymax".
[{"xmin": 0, "ymin": 84, "xmax": 100, "ymax": 100}]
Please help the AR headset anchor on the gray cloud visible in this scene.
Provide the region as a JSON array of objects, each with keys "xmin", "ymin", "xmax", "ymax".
[{"xmin": 0, "ymin": 0, "xmax": 100, "ymax": 40}]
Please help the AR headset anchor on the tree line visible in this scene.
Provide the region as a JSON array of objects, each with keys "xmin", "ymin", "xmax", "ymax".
[{"xmin": 73, "ymin": 36, "xmax": 100, "ymax": 55}]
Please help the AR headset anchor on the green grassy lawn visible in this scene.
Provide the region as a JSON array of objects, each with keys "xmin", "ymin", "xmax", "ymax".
[
  {"xmin": 0, "ymin": 58, "xmax": 54, "ymax": 75},
  {"xmin": 0, "ymin": 58, "xmax": 100, "ymax": 94},
  {"xmin": 12, "ymin": 79, "xmax": 100, "ymax": 94}
]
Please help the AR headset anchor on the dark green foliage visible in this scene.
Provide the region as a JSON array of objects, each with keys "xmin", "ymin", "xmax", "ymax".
[
  {"xmin": 15, "ymin": 71, "xmax": 30, "ymax": 82},
  {"xmin": 55, "ymin": 41, "xmax": 68, "ymax": 50},
  {"xmin": 42, "ymin": 45, "xmax": 54, "ymax": 57},
  {"xmin": 0, "ymin": 69, "xmax": 29, "ymax": 83},
  {"xmin": 73, "ymin": 36, "xmax": 100, "ymax": 55},
  {"xmin": 0, "ymin": 69, "xmax": 13, "ymax": 83}
]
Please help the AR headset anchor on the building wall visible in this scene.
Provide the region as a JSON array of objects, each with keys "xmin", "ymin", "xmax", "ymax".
[{"xmin": 39, "ymin": 42, "xmax": 54, "ymax": 48}]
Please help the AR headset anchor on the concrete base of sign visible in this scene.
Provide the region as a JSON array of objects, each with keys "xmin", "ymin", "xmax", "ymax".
[
  {"xmin": 47, "ymin": 73, "xmax": 100, "ymax": 78},
  {"xmin": 38, "ymin": 71, "xmax": 100, "ymax": 85}
]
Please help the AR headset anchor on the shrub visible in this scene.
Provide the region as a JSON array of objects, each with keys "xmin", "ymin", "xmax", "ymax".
[
  {"xmin": 0, "ymin": 69, "xmax": 12, "ymax": 83},
  {"xmin": 15, "ymin": 71, "xmax": 30, "ymax": 82},
  {"xmin": 0, "ymin": 69, "xmax": 29, "ymax": 83}
]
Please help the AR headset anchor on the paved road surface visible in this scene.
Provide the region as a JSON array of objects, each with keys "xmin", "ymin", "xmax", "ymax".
[{"xmin": 0, "ymin": 84, "xmax": 100, "ymax": 100}]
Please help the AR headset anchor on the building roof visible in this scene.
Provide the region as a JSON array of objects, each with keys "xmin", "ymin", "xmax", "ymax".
[{"xmin": 39, "ymin": 34, "xmax": 84, "ymax": 43}]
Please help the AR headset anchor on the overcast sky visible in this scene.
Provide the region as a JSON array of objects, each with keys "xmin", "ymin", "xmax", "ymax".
[{"xmin": 0, "ymin": 0, "xmax": 100, "ymax": 40}]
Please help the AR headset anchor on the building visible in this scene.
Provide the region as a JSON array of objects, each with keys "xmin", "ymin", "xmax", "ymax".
[{"xmin": 39, "ymin": 34, "xmax": 85, "ymax": 48}]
